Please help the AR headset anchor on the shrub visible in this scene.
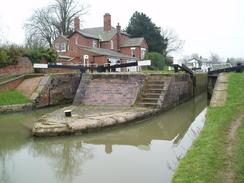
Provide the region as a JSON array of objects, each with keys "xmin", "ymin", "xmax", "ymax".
[
  {"xmin": 0, "ymin": 45, "xmax": 24, "ymax": 67},
  {"xmin": 144, "ymin": 52, "xmax": 166, "ymax": 70},
  {"xmin": 25, "ymin": 47, "xmax": 57, "ymax": 64}
]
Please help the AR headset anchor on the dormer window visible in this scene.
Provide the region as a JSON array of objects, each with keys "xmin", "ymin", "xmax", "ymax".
[{"xmin": 111, "ymin": 40, "xmax": 114, "ymax": 49}]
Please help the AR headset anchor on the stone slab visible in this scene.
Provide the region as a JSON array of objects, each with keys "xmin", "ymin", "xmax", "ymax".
[{"xmin": 32, "ymin": 105, "xmax": 155, "ymax": 137}]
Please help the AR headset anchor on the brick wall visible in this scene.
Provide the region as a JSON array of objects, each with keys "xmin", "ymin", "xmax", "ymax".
[
  {"xmin": 73, "ymin": 73, "xmax": 207, "ymax": 108},
  {"xmin": 74, "ymin": 73, "xmax": 145, "ymax": 106},
  {"xmin": 120, "ymin": 47, "xmax": 140, "ymax": 58},
  {"xmin": 94, "ymin": 56, "xmax": 107, "ymax": 65},
  {"xmin": 0, "ymin": 57, "xmax": 33, "ymax": 76},
  {"xmin": 0, "ymin": 76, "xmax": 24, "ymax": 92}
]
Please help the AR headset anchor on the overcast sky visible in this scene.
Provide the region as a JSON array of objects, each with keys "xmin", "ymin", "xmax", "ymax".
[{"xmin": 0, "ymin": 0, "xmax": 243, "ymax": 60}]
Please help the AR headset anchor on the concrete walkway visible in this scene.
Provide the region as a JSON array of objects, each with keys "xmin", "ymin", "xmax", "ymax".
[
  {"xmin": 32, "ymin": 105, "xmax": 156, "ymax": 137},
  {"xmin": 16, "ymin": 76, "xmax": 43, "ymax": 98},
  {"xmin": 210, "ymin": 73, "xmax": 229, "ymax": 107}
]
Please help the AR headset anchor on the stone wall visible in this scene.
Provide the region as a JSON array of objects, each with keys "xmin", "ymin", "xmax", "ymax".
[
  {"xmin": 73, "ymin": 73, "xmax": 145, "ymax": 106},
  {"xmin": 0, "ymin": 57, "xmax": 33, "ymax": 76},
  {"xmin": 160, "ymin": 74, "xmax": 193, "ymax": 110},
  {"xmin": 35, "ymin": 73, "xmax": 81, "ymax": 108}
]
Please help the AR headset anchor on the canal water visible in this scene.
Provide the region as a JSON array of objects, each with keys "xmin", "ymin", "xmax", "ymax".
[{"xmin": 0, "ymin": 93, "xmax": 207, "ymax": 183}]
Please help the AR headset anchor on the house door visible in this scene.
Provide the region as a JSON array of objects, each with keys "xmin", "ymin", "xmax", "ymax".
[{"xmin": 83, "ymin": 55, "xmax": 89, "ymax": 66}]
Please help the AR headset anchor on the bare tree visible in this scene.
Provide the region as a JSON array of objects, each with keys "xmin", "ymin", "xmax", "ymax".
[
  {"xmin": 25, "ymin": 8, "xmax": 58, "ymax": 47},
  {"xmin": 25, "ymin": 33, "xmax": 49, "ymax": 48},
  {"xmin": 51, "ymin": 0, "xmax": 88, "ymax": 35},
  {"xmin": 209, "ymin": 53, "xmax": 222, "ymax": 63},
  {"xmin": 161, "ymin": 28, "xmax": 184, "ymax": 56},
  {"xmin": 25, "ymin": 0, "xmax": 88, "ymax": 47}
]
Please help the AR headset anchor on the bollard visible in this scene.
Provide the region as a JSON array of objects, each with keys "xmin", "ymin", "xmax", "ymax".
[{"xmin": 64, "ymin": 110, "xmax": 72, "ymax": 117}]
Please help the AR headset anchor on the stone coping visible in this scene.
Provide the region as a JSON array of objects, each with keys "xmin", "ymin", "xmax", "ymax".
[
  {"xmin": 0, "ymin": 103, "xmax": 33, "ymax": 113},
  {"xmin": 32, "ymin": 105, "xmax": 157, "ymax": 137},
  {"xmin": 210, "ymin": 73, "xmax": 229, "ymax": 107},
  {"xmin": 86, "ymin": 72, "xmax": 187, "ymax": 76}
]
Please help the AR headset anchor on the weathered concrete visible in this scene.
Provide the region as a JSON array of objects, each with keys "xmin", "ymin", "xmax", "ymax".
[
  {"xmin": 0, "ymin": 103, "xmax": 33, "ymax": 113},
  {"xmin": 32, "ymin": 106, "xmax": 156, "ymax": 136},
  {"xmin": 210, "ymin": 73, "xmax": 229, "ymax": 107}
]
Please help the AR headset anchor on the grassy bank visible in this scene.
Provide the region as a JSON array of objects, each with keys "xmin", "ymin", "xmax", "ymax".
[
  {"xmin": 236, "ymin": 119, "xmax": 244, "ymax": 182},
  {"xmin": 173, "ymin": 73, "xmax": 244, "ymax": 183},
  {"xmin": 0, "ymin": 90, "xmax": 30, "ymax": 106}
]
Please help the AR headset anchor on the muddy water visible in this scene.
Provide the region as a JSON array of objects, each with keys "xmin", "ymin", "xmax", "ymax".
[{"xmin": 0, "ymin": 94, "xmax": 207, "ymax": 183}]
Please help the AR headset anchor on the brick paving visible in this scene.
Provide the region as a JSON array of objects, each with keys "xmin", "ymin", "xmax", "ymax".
[{"xmin": 16, "ymin": 76, "xmax": 44, "ymax": 98}]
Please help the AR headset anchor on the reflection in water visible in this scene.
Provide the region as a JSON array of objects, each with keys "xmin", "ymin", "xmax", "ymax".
[
  {"xmin": 30, "ymin": 139, "xmax": 94, "ymax": 182},
  {"xmin": 0, "ymin": 93, "xmax": 207, "ymax": 183}
]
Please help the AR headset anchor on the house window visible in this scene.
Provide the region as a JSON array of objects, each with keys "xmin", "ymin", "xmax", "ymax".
[
  {"xmin": 131, "ymin": 47, "xmax": 136, "ymax": 57},
  {"xmin": 60, "ymin": 43, "xmax": 66, "ymax": 52},
  {"xmin": 111, "ymin": 40, "xmax": 114, "ymax": 49},
  {"xmin": 92, "ymin": 40, "xmax": 97, "ymax": 48},
  {"xmin": 141, "ymin": 48, "xmax": 146, "ymax": 59},
  {"xmin": 75, "ymin": 37, "xmax": 78, "ymax": 45}
]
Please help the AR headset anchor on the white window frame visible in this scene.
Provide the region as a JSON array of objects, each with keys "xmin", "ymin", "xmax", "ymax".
[
  {"xmin": 110, "ymin": 40, "xmax": 114, "ymax": 49},
  {"xmin": 141, "ymin": 48, "xmax": 146, "ymax": 59},
  {"xmin": 92, "ymin": 40, "xmax": 97, "ymax": 48},
  {"xmin": 60, "ymin": 43, "xmax": 66, "ymax": 52}
]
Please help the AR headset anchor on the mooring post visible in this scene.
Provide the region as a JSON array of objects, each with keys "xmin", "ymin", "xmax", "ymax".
[{"xmin": 64, "ymin": 110, "xmax": 72, "ymax": 117}]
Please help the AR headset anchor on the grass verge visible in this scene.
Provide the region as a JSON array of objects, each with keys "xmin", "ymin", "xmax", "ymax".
[
  {"xmin": 0, "ymin": 90, "xmax": 31, "ymax": 106},
  {"xmin": 173, "ymin": 73, "xmax": 244, "ymax": 183},
  {"xmin": 235, "ymin": 118, "xmax": 244, "ymax": 183}
]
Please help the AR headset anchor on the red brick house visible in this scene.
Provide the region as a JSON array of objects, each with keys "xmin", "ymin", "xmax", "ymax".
[{"xmin": 53, "ymin": 13, "xmax": 148, "ymax": 66}]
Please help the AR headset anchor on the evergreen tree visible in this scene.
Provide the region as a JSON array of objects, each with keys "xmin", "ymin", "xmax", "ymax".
[{"xmin": 126, "ymin": 11, "xmax": 167, "ymax": 54}]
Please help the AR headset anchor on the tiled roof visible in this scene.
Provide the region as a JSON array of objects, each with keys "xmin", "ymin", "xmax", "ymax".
[
  {"xmin": 76, "ymin": 30, "xmax": 100, "ymax": 39},
  {"xmin": 80, "ymin": 27, "xmax": 128, "ymax": 42},
  {"xmin": 120, "ymin": 38, "xmax": 144, "ymax": 47},
  {"xmin": 78, "ymin": 45, "xmax": 133, "ymax": 59}
]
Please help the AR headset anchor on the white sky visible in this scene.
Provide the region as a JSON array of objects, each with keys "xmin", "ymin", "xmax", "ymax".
[{"xmin": 0, "ymin": 0, "xmax": 243, "ymax": 60}]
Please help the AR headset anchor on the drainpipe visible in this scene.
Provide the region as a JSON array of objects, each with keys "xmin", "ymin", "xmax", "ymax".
[{"xmin": 116, "ymin": 23, "xmax": 121, "ymax": 52}]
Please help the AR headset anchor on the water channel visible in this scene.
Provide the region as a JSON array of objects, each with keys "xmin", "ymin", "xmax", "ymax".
[{"xmin": 0, "ymin": 93, "xmax": 207, "ymax": 183}]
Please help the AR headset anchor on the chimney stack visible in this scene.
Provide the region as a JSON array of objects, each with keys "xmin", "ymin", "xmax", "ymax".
[
  {"xmin": 104, "ymin": 13, "xmax": 111, "ymax": 32},
  {"xmin": 116, "ymin": 23, "xmax": 121, "ymax": 51},
  {"xmin": 74, "ymin": 17, "xmax": 80, "ymax": 31}
]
